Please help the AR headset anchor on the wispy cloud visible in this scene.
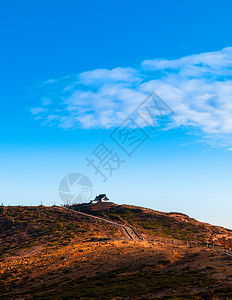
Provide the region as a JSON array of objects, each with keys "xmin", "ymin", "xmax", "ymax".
[
  {"xmin": 30, "ymin": 47, "xmax": 232, "ymax": 144},
  {"xmin": 41, "ymin": 97, "xmax": 51, "ymax": 106},
  {"xmin": 30, "ymin": 107, "xmax": 47, "ymax": 115}
]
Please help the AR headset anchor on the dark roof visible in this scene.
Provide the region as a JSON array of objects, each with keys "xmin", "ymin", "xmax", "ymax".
[{"xmin": 94, "ymin": 194, "xmax": 109, "ymax": 201}]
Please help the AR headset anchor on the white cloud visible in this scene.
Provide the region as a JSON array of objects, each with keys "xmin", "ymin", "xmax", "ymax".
[
  {"xmin": 31, "ymin": 47, "xmax": 232, "ymax": 144},
  {"xmin": 79, "ymin": 67, "xmax": 142, "ymax": 85},
  {"xmin": 142, "ymin": 47, "xmax": 232, "ymax": 78}
]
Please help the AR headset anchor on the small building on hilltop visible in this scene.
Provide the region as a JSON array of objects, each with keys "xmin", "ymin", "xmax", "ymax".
[{"xmin": 90, "ymin": 194, "xmax": 109, "ymax": 204}]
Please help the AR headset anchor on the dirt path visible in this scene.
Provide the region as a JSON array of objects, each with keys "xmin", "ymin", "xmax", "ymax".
[
  {"xmin": 60, "ymin": 206, "xmax": 142, "ymax": 241},
  {"xmin": 57, "ymin": 207, "xmax": 232, "ymax": 257}
]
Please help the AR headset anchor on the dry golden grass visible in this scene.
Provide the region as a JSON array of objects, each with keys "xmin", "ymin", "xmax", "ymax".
[{"xmin": 1, "ymin": 205, "xmax": 232, "ymax": 299}]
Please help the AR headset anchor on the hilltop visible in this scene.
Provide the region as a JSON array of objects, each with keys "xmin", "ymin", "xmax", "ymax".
[
  {"xmin": 0, "ymin": 203, "xmax": 232, "ymax": 299},
  {"xmin": 71, "ymin": 202, "xmax": 232, "ymax": 247}
]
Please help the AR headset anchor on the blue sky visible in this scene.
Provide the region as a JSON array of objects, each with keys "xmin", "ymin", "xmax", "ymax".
[{"xmin": 1, "ymin": 0, "xmax": 232, "ymax": 228}]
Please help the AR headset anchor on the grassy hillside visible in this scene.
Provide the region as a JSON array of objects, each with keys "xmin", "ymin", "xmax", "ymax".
[
  {"xmin": 71, "ymin": 202, "xmax": 232, "ymax": 247},
  {"xmin": 1, "ymin": 204, "xmax": 232, "ymax": 299},
  {"xmin": 0, "ymin": 205, "xmax": 123, "ymax": 260}
]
